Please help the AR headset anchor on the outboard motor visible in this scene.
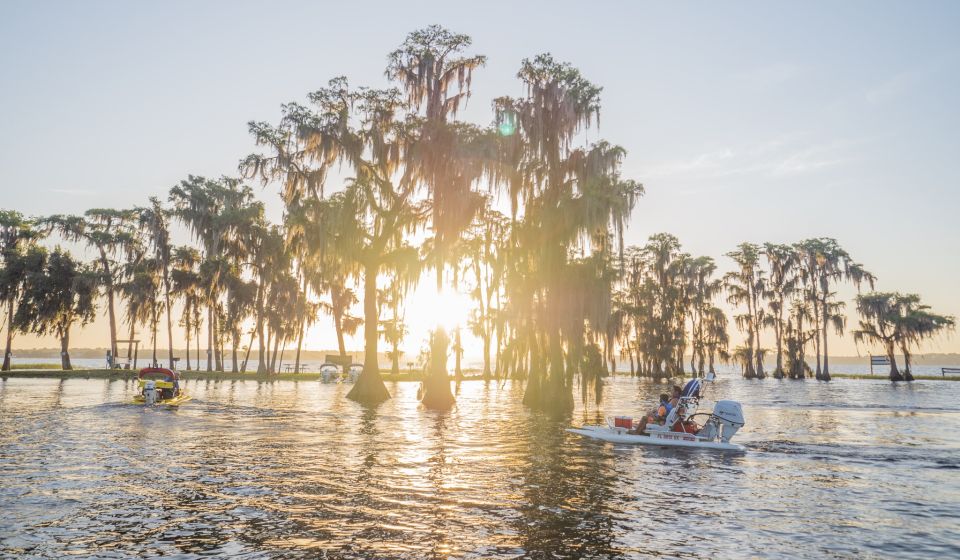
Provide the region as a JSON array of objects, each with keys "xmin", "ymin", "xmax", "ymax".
[
  {"xmin": 143, "ymin": 380, "xmax": 157, "ymax": 405},
  {"xmin": 712, "ymin": 400, "xmax": 745, "ymax": 443}
]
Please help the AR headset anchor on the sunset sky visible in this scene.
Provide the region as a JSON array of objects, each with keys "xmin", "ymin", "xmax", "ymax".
[{"xmin": 1, "ymin": 0, "xmax": 958, "ymax": 358}]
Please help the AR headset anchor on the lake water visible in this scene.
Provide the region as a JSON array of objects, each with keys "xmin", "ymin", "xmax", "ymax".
[
  {"xmin": 10, "ymin": 355, "xmax": 960, "ymax": 378},
  {"xmin": 0, "ymin": 376, "xmax": 957, "ymax": 559}
]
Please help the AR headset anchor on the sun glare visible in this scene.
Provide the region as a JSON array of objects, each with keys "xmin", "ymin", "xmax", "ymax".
[
  {"xmin": 414, "ymin": 285, "xmax": 474, "ymax": 333},
  {"xmin": 401, "ymin": 283, "xmax": 480, "ymax": 364}
]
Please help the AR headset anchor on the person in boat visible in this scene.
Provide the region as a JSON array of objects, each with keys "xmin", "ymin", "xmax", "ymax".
[
  {"xmin": 669, "ymin": 385, "xmax": 682, "ymax": 409},
  {"xmin": 669, "ymin": 381, "xmax": 701, "ymax": 434},
  {"xmin": 631, "ymin": 393, "xmax": 670, "ymax": 435}
]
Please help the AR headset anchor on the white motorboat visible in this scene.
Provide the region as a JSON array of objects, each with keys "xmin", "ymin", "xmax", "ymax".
[
  {"xmin": 319, "ymin": 363, "xmax": 340, "ymax": 383},
  {"xmin": 318, "ymin": 362, "xmax": 362, "ymax": 383},
  {"xmin": 567, "ymin": 378, "xmax": 746, "ymax": 452}
]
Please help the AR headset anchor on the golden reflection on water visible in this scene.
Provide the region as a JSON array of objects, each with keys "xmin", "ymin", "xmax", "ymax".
[{"xmin": 0, "ymin": 376, "xmax": 958, "ymax": 558}]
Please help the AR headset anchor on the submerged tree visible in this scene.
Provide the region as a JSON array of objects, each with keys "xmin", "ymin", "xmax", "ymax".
[
  {"xmin": 854, "ymin": 292, "xmax": 955, "ymax": 381},
  {"xmin": 796, "ymin": 238, "xmax": 873, "ymax": 380},
  {"xmin": 137, "ymin": 198, "xmax": 175, "ymax": 368},
  {"xmin": 15, "ymin": 248, "xmax": 98, "ymax": 370},
  {"xmin": 40, "ymin": 210, "xmax": 135, "ymax": 366},
  {"xmin": 894, "ymin": 295, "xmax": 954, "ymax": 381},
  {"xmin": 170, "ymin": 246, "xmax": 202, "ymax": 370},
  {"xmin": 494, "ymin": 54, "xmax": 641, "ymax": 412},
  {"xmin": 784, "ymin": 299, "xmax": 816, "ymax": 379},
  {"xmin": 762, "ymin": 243, "xmax": 798, "ymax": 379},
  {"xmin": 170, "ymin": 175, "xmax": 260, "ymax": 371},
  {"xmin": 725, "ymin": 243, "xmax": 766, "ymax": 379},
  {"xmin": 0, "ymin": 211, "xmax": 38, "ymax": 371},
  {"xmin": 248, "ymin": 79, "xmax": 424, "ymax": 403}
]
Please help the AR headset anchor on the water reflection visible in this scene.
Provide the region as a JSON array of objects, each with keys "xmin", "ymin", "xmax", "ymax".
[{"xmin": 0, "ymin": 376, "xmax": 957, "ymax": 558}]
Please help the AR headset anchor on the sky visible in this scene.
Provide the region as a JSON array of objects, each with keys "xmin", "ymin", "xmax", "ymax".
[{"xmin": 1, "ymin": 0, "xmax": 958, "ymax": 359}]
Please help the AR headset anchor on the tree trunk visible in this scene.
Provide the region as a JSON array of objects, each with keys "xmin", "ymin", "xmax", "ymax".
[
  {"xmin": 482, "ymin": 331, "xmax": 492, "ymax": 380},
  {"xmin": 164, "ymin": 267, "xmax": 174, "ymax": 369},
  {"xmin": 294, "ymin": 317, "xmax": 305, "ymax": 375},
  {"xmin": 60, "ymin": 330, "xmax": 72, "ymax": 370},
  {"xmin": 821, "ymin": 296, "xmax": 831, "ymax": 381},
  {"xmin": 126, "ymin": 320, "xmax": 135, "ymax": 369},
  {"xmin": 886, "ymin": 340, "xmax": 903, "ymax": 382},
  {"xmin": 269, "ymin": 334, "xmax": 282, "ymax": 374},
  {"xmin": 184, "ymin": 301, "xmax": 192, "ymax": 371},
  {"xmin": 242, "ymin": 327, "xmax": 255, "ymax": 373},
  {"xmin": 754, "ymin": 291, "xmax": 765, "ymax": 379},
  {"xmin": 214, "ymin": 309, "xmax": 223, "ymax": 371},
  {"xmin": 151, "ymin": 307, "xmax": 158, "ymax": 366},
  {"xmin": 231, "ymin": 331, "xmax": 240, "ymax": 373},
  {"xmin": 812, "ymin": 295, "xmax": 822, "ymax": 379},
  {"xmin": 391, "ymin": 346, "xmax": 400, "ymax": 376},
  {"xmin": 539, "ymin": 327, "xmax": 572, "ymax": 414},
  {"xmin": 100, "ymin": 251, "xmax": 119, "ymax": 365},
  {"xmin": 773, "ymin": 316, "xmax": 784, "ymax": 379},
  {"xmin": 2, "ymin": 299, "xmax": 13, "ymax": 371},
  {"xmin": 346, "ymin": 262, "xmax": 390, "ymax": 404},
  {"xmin": 454, "ymin": 327, "xmax": 463, "ymax": 381},
  {"xmin": 901, "ymin": 344, "xmax": 914, "ymax": 382},
  {"xmin": 334, "ymin": 313, "xmax": 347, "ymax": 364},
  {"xmin": 195, "ymin": 322, "xmax": 201, "ymax": 370},
  {"xmin": 421, "ymin": 328, "xmax": 455, "ymax": 410},
  {"xmin": 206, "ymin": 305, "xmax": 213, "ymax": 371}
]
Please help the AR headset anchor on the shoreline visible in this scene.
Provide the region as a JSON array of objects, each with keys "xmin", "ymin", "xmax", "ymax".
[{"xmin": 1, "ymin": 369, "xmax": 956, "ymax": 382}]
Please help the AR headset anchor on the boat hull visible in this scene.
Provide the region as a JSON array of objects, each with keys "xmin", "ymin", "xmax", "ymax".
[
  {"xmin": 567, "ymin": 426, "xmax": 744, "ymax": 451},
  {"xmin": 132, "ymin": 393, "xmax": 192, "ymax": 406}
]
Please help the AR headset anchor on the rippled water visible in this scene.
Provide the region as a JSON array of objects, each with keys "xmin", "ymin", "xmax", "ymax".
[{"xmin": 1, "ymin": 376, "xmax": 957, "ymax": 559}]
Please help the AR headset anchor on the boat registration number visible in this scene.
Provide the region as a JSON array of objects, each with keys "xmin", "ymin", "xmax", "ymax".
[{"xmin": 656, "ymin": 433, "xmax": 696, "ymax": 442}]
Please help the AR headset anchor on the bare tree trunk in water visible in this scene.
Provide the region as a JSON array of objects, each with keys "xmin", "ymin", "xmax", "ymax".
[
  {"xmin": 231, "ymin": 331, "xmax": 240, "ymax": 373},
  {"xmin": 184, "ymin": 303, "xmax": 192, "ymax": 371},
  {"xmin": 241, "ymin": 327, "xmax": 255, "ymax": 373},
  {"xmin": 482, "ymin": 330, "xmax": 491, "ymax": 379},
  {"xmin": 346, "ymin": 263, "xmax": 390, "ymax": 404},
  {"xmin": 195, "ymin": 323, "xmax": 201, "ymax": 370},
  {"xmin": 127, "ymin": 321, "xmax": 135, "ymax": 369},
  {"xmin": 206, "ymin": 305, "xmax": 213, "ymax": 371},
  {"xmin": 899, "ymin": 341, "xmax": 914, "ymax": 382},
  {"xmin": 334, "ymin": 313, "xmax": 347, "ymax": 365},
  {"xmin": 294, "ymin": 318, "xmax": 305, "ymax": 375},
  {"xmin": 162, "ymin": 262, "xmax": 173, "ymax": 368},
  {"xmin": 151, "ymin": 308, "xmax": 158, "ymax": 366},
  {"xmin": 886, "ymin": 340, "xmax": 902, "ymax": 381},
  {"xmin": 214, "ymin": 310, "xmax": 223, "ymax": 371},
  {"xmin": 813, "ymin": 299, "xmax": 822, "ymax": 379},
  {"xmin": 820, "ymin": 296, "xmax": 831, "ymax": 381},
  {"xmin": 2, "ymin": 300, "xmax": 14, "ymax": 371},
  {"xmin": 60, "ymin": 331, "xmax": 72, "ymax": 370},
  {"xmin": 256, "ymin": 316, "xmax": 267, "ymax": 375},
  {"xmin": 269, "ymin": 334, "xmax": 282, "ymax": 373},
  {"xmin": 454, "ymin": 327, "xmax": 463, "ymax": 381},
  {"xmin": 100, "ymin": 251, "xmax": 119, "ymax": 366},
  {"xmin": 542, "ymin": 328, "xmax": 572, "ymax": 413},
  {"xmin": 420, "ymin": 329, "xmax": 456, "ymax": 409}
]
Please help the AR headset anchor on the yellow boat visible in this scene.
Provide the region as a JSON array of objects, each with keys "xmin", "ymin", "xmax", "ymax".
[{"xmin": 132, "ymin": 367, "xmax": 191, "ymax": 406}]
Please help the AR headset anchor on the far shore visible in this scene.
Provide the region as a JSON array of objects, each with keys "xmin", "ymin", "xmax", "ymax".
[{"xmin": 2, "ymin": 369, "xmax": 956, "ymax": 382}]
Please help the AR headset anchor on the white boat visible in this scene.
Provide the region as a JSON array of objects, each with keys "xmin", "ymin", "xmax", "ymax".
[
  {"xmin": 318, "ymin": 363, "xmax": 362, "ymax": 384},
  {"xmin": 567, "ymin": 378, "xmax": 746, "ymax": 452},
  {"xmin": 319, "ymin": 363, "xmax": 340, "ymax": 383}
]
